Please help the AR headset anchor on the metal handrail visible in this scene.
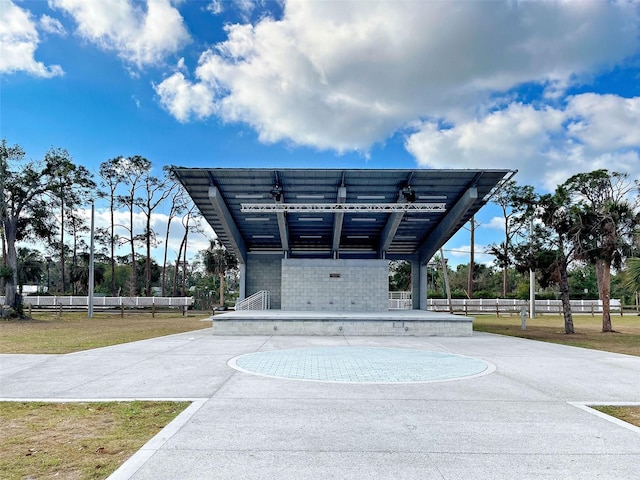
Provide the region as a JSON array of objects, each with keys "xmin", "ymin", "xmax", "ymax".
[{"xmin": 235, "ymin": 291, "xmax": 270, "ymax": 310}]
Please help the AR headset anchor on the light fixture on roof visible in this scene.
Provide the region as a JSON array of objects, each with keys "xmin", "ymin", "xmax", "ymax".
[
  {"xmin": 235, "ymin": 194, "xmax": 263, "ymax": 199},
  {"xmin": 270, "ymin": 184, "xmax": 283, "ymax": 202},
  {"xmin": 297, "ymin": 194, "xmax": 325, "ymax": 199},
  {"xmin": 402, "ymin": 185, "xmax": 416, "ymax": 202}
]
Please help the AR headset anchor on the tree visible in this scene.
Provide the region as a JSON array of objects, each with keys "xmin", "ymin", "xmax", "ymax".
[
  {"xmin": 116, "ymin": 156, "xmax": 151, "ymax": 297},
  {"xmin": 16, "ymin": 248, "xmax": 44, "ymax": 294},
  {"xmin": 172, "ymin": 204, "xmax": 201, "ymax": 296},
  {"xmin": 565, "ymin": 170, "xmax": 640, "ymax": 332},
  {"xmin": 389, "ymin": 260, "xmax": 411, "ymax": 291},
  {"xmin": 487, "ymin": 181, "xmax": 535, "ymax": 297},
  {"xmin": 624, "ymin": 258, "xmax": 640, "ymax": 293},
  {"xmin": 98, "ymin": 158, "xmax": 126, "ymax": 296},
  {"xmin": 514, "ymin": 186, "xmax": 580, "ymax": 334},
  {"xmin": 203, "ymin": 238, "xmax": 238, "ymax": 307},
  {"xmin": 136, "ymin": 167, "xmax": 175, "ymax": 296},
  {"xmin": 46, "ymin": 148, "xmax": 95, "ymax": 294},
  {"xmin": 1, "ymin": 141, "xmax": 71, "ymax": 313},
  {"xmin": 161, "ymin": 168, "xmax": 188, "ymax": 296},
  {"xmin": 70, "ymin": 253, "xmax": 105, "ymax": 295}
]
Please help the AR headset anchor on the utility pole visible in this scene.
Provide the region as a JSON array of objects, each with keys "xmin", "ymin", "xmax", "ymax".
[
  {"xmin": 468, "ymin": 216, "xmax": 475, "ymax": 299},
  {"xmin": 440, "ymin": 248, "xmax": 452, "ymax": 314}
]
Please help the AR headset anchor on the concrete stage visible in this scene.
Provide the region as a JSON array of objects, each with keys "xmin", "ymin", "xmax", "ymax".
[{"xmin": 211, "ymin": 310, "xmax": 472, "ymax": 336}]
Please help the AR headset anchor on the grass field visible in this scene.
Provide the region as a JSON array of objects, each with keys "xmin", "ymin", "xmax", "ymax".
[
  {"xmin": 472, "ymin": 313, "xmax": 640, "ymax": 357},
  {"xmin": 0, "ymin": 401, "xmax": 189, "ymax": 480},
  {"xmin": 0, "ymin": 310, "xmax": 211, "ymax": 354},
  {"xmin": 1, "ymin": 310, "xmax": 638, "ymax": 479}
]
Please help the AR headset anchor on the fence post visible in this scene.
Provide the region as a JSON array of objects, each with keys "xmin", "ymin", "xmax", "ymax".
[
  {"xmin": 591, "ymin": 303, "xmax": 594, "ymax": 316},
  {"xmin": 58, "ymin": 304, "xmax": 62, "ymax": 318},
  {"xmin": 496, "ymin": 299, "xmax": 500, "ymax": 318},
  {"xmin": 121, "ymin": 302, "xmax": 124, "ymax": 318}
]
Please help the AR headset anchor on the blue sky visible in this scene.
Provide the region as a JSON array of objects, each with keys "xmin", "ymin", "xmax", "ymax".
[{"xmin": 2, "ymin": 0, "xmax": 640, "ymax": 268}]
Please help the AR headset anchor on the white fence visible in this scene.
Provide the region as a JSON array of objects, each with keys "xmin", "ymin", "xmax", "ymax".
[
  {"xmin": 1, "ymin": 296, "xmax": 193, "ymax": 309},
  {"xmin": 388, "ymin": 293, "xmax": 622, "ymax": 315},
  {"xmin": 427, "ymin": 298, "xmax": 622, "ymax": 315},
  {"xmin": 389, "ymin": 292, "xmax": 412, "ymax": 310}
]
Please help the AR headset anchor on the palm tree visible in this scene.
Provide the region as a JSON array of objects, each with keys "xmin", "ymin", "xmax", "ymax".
[
  {"xmin": 202, "ymin": 239, "xmax": 238, "ymax": 308},
  {"xmin": 625, "ymin": 258, "xmax": 640, "ymax": 291},
  {"xmin": 17, "ymin": 248, "xmax": 44, "ymax": 295}
]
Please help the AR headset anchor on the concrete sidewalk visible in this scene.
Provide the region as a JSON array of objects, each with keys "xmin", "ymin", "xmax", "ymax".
[{"xmin": 1, "ymin": 329, "xmax": 639, "ymax": 479}]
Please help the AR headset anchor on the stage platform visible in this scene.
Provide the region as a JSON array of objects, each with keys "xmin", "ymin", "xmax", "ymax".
[{"xmin": 211, "ymin": 310, "xmax": 473, "ymax": 336}]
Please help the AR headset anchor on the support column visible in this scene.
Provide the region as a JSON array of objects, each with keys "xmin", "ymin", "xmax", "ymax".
[
  {"xmin": 420, "ymin": 262, "xmax": 428, "ymax": 310},
  {"xmin": 239, "ymin": 263, "xmax": 246, "ymax": 300},
  {"xmin": 411, "ymin": 259, "xmax": 420, "ymax": 310}
]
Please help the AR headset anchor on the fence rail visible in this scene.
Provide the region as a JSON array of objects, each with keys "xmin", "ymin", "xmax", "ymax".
[
  {"xmin": 1, "ymin": 296, "xmax": 193, "ymax": 309},
  {"xmin": 388, "ymin": 293, "xmax": 623, "ymax": 315},
  {"xmin": 426, "ymin": 298, "xmax": 622, "ymax": 315}
]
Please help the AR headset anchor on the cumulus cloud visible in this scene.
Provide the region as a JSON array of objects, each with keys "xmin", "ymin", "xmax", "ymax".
[
  {"xmin": 50, "ymin": 0, "xmax": 190, "ymax": 68},
  {"xmin": 406, "ymin": 95, "xmax": 640, "ymax": 190},
  {"xmin": 39, "ymin": 14, "xmax": 66, "ymax": 36},
  {"xmin": 154, "ymin": 0, "xmax": 639, "ymax": 158},
  {"xmin": 0, "ymin": 1, "xmax": 63, "ymax": 77}
]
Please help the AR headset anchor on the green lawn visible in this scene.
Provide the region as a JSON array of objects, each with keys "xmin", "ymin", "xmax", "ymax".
[{"xmin": 473, "ymin": 313, "xmax": 640, "ymax": 356}]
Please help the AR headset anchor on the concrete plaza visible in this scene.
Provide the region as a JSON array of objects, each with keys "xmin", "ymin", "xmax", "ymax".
[{"xmin": 1, "ymin": 326, "xmax": 639, "ymax": 479}]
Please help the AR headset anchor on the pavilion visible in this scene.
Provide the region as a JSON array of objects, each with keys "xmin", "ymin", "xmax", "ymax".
[{"xmin": 172, "ymin": 168, "xmax": 514, "ymax": 335}]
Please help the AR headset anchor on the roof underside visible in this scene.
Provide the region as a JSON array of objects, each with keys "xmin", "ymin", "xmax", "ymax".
[{"xmin": 172, "ymin": 168, "xmax": 513, "ymax": 264}]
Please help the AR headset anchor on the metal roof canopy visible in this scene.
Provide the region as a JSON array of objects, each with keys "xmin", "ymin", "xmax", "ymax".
[{"xmin": 171, "ymin": 168, "xmax": 515, "ymax": 265}]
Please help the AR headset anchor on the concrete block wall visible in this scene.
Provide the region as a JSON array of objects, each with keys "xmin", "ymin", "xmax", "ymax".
[
  {"xmin": 281, "ymin": 259, "xmax": 389, "ymax": 311},
  {"xmin": 245, "ymin": 253, "xmax": 282, "ymax": 309}
]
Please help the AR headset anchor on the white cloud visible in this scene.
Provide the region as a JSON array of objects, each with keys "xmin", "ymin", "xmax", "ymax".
[
  {"xmin": 405, "ymin": 95, "xmax": 640, "ymax": 190},
  {"xmin": 155, "ymin": 0, "xmax": 639, "ymax": 156},
  {"xmin": 39, "ymin": 14, "xmax": 66, "ymax": 36},
  {"xmin": 50, "ymin": 0, "xmax": 190, "ymax": 68},
  {"xmin": 484, "ymin": 217, "xmax": 506, "ymax": 232},
  {"xmin": 154, "ymin": 69, "xmax": 216, "ymax": 122},
  {"xmin": 566, "ymin": 94, "xmax": 640, "ymax": 152},
  {"xmin": 406, "ymin": 103, "xmax": 566, "ymax": 185},
  {"xmin": 0, "ymin": 1, "xmax": 63, "ymax": 77}
]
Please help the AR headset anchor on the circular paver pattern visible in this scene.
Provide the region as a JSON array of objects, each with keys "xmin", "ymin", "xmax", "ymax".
[{"xmin": 229, "ymin": 347, "xmax": 495, "ymax": 384}]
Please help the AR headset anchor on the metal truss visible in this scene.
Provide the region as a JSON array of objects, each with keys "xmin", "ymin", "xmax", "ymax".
[{"xmin": 241, "ymin": 202, "xmax": 446, "ymax": 213}]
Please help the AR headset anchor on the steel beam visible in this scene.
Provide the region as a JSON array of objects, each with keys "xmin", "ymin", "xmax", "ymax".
[
  {"xmin": 208, "ymin": 186, "xmax": 247, "ymax": 264},
  {"xmin": 332, "ymin": 186, "xmax": 347, "ymax": 256},
  {"xmin": 241, "ymin": 203, "xmax": 446, "ymax": 213},
  {"xmin": 379, "ymin": 189, "xmax": 406, "ymax": 256},
  {"xmin": 417, "ymin": 187, "xmax": 477, "ymax": 264}
]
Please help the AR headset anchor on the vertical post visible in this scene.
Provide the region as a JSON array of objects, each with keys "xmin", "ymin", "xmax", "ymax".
[
  {"xmin": 88, "ymin": 200, "xmax": 95, "ymax": 318},
  {"xmin": 439, "ymin": 248, "xmax": 452, "ymax": 314},
  {"xmin": 529, "ymin": 219, "xmax": 535, "ymax": 319},
  {"xmin": 121, "ymin": 302, "xmax": 124, "ymax": 318}
]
